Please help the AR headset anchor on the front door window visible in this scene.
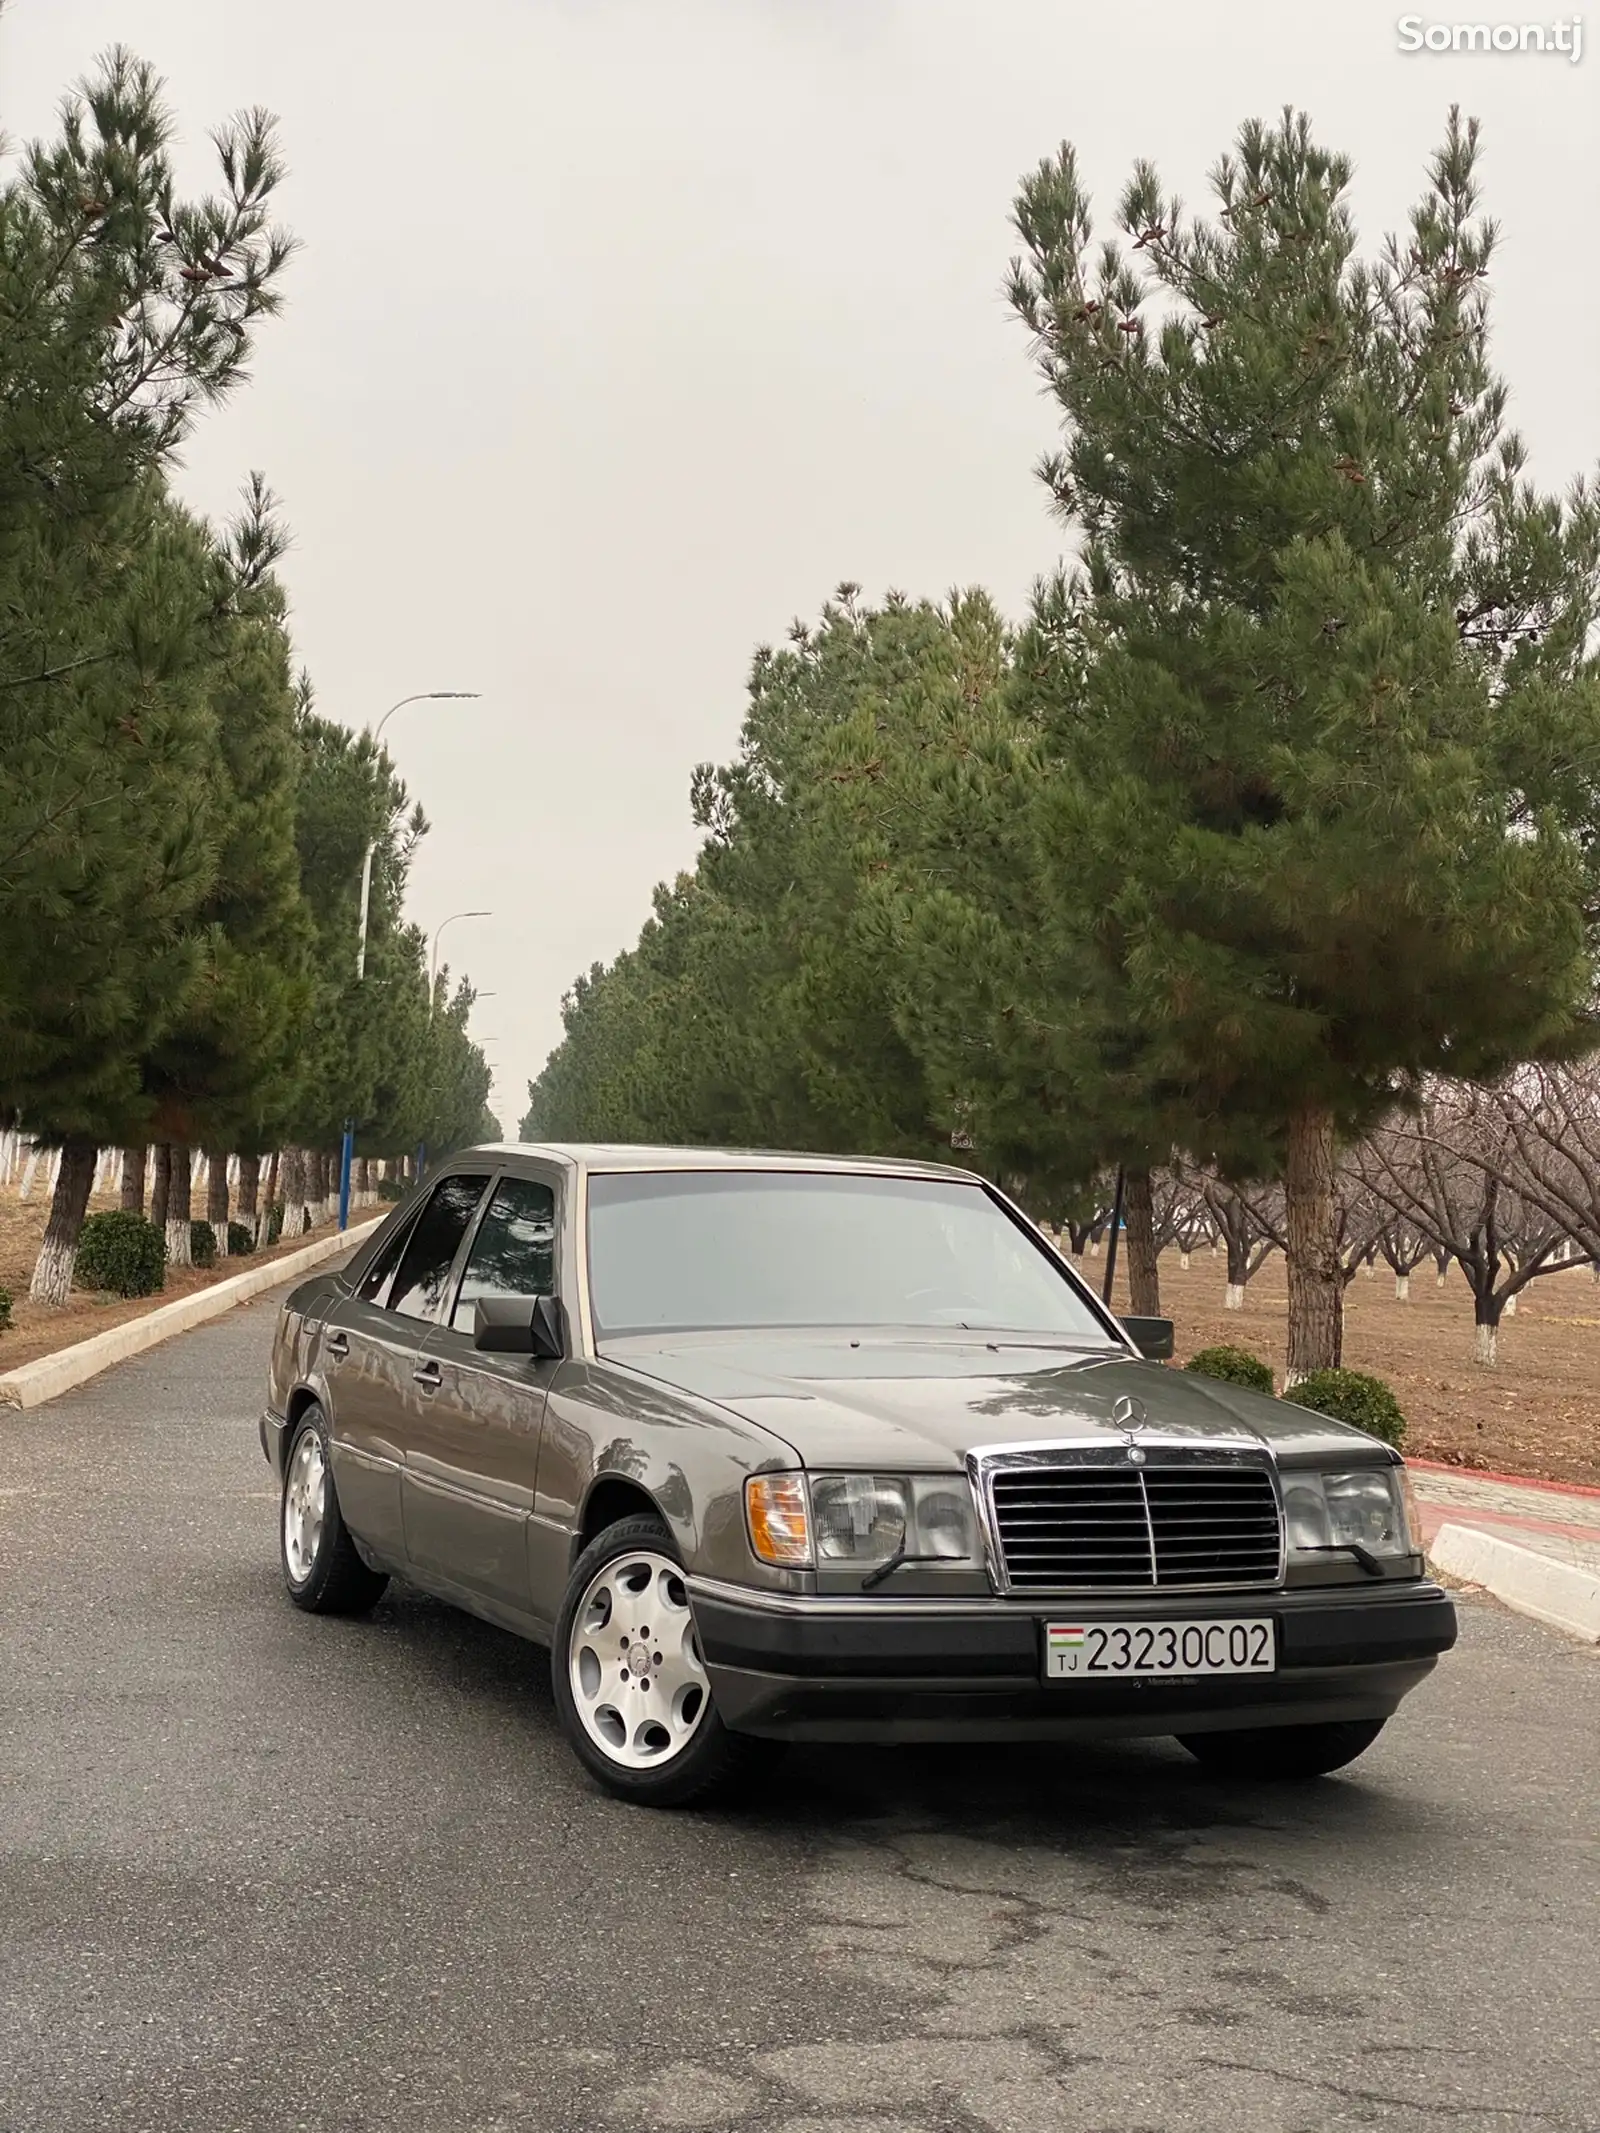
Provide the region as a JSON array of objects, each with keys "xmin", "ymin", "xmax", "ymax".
[
  {"xmin": 387, "ymin": 1174, "xmax": 491, "ymax": 1321},
  {"xmin": 450, "ymin": 1175, "xmax": 558, "ymax": 1329}
]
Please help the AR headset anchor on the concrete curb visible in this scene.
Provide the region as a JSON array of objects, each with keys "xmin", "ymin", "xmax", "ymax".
[
  {"xmin": 0, "ymin": 1217, "xmax": 383, "ymax": 1413},
  {"xmin": 1430, "ymin": 1522, "xmax": 1600, "ymax": 1644}
]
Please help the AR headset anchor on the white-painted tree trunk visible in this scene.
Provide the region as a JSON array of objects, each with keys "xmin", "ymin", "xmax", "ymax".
[
  {"xmin": 19, "ymin": 1150, "xmax": 39, "ymax": 1200},
  {"xmin": 1395, "ymin": 1272, "xmax": 1410, "ymax": 1302},
  {"xmin": 1363, "ymin": 1259, "xmax": 1376, "ymax": 1277},
  {"xmin": 1474, "ymin": 1320, "xmax": 1497, "ymax": 1366},
  {"xmin": 1224, "ymin": 1282, "xmax": 1245, "ymax": 1310},
  {"xmin": 1502, "ymin": 1291, "xmax": 1516, "ymax": 1317},
  {"xmin": 29, "ymin": 1140, "xmax": 98, "ymax": 1304},
  {"xmin": 1437, "ymin": 1268, "xmax": 1448, "ymax": 1286},
  {"xmin": 1179, "ymin": 1251, "xmax": 1191, "ymax": 1270},
  {"xmin": 165, "ymin": 1219, "xmax": 191, "ymax": 1266}
]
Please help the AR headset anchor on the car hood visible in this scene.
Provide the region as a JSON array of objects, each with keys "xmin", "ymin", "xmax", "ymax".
[{"xmin": 603, "ymin": 1332, "xmax": 1379, "ymax": 1467}]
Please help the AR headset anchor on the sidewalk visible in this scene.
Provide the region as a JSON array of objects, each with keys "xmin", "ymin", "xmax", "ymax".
[{"xmin": 1410, "ymin": 1461, "xmax": 1600, "ymax": 1640}]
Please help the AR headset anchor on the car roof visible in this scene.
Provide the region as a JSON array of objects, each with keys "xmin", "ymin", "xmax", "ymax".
[{"xmin": 462, "ymin": 1141, "xmax": 982, "ymax": 1183}]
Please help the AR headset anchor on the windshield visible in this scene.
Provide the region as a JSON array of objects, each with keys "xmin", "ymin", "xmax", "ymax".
[{"xmin": 585, "ymin": 1168, "xmax": 1119, "ymax": 1343}]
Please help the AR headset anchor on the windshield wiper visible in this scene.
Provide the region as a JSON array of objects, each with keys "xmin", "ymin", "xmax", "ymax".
[
  {"xmin": 859, "ymin": 1548, "xmax": 955, "ymax": 1592},
  {"xmin": 1297, "ymin": 1542, "xmax": 1386, "ymax": 1577}
]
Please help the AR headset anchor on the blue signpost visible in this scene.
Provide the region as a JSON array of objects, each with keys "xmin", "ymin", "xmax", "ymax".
[{"xmin": 337, "ymin": 1120, "xmax": 355, "ymax": 1232}]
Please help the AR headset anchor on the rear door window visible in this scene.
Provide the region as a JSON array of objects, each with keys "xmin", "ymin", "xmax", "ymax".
[
  {"xmin": 449, "ymin": 1175, "xmax": 558, "ymax": 1330},
  {"xmin": 386, "ymin": 1174, "xmax": 491, "ymax": 1321}
]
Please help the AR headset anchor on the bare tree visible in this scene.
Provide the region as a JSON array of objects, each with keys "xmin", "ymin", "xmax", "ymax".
[
  {"xmin": 1201, "ymin": 1178, "xmax": 1284, "ymax": 1310},
  {"xmin": 1358, "ymin": 1085, "xmax": 1572, "ymax": 1363}
]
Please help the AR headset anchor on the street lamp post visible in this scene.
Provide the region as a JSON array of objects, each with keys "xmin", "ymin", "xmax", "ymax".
[
  {"xmin": 429, "ymin": 910, "xmax": 492, "ymax": 1007},
  {"xmin": 355, "ymin": 691, "xmax": 479, "ymax": 980}
]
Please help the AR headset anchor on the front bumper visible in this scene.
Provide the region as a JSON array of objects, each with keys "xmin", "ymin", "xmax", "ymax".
[{"xmin": 688, "ymin": 1577, "xmax": 1457, "ymax": 1743}]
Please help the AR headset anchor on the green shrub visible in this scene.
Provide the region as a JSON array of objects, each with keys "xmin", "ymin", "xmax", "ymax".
[
  {"xmin": 227, "ymin": 1221, "xmax": 256, "ymax": 1256},
  {"xmin": 74, "ymin": 1211, "xmax": 166, "ymax": 1298},
  {"xmin": 189, "ymin": 1220, "xmax": 218, "ymax": 1268},
  {"xmin": 1287, "ymin": 1367, "xmax": 1407, "ymax": 1449},
  {"xmin": 1185, "ymin": 1343, "xmax": 1275, "ymax": 1394},
  {"xmin": 0, "ymin": 1287, "xmax": 12, "ymax": 1333},
  {"xmin": 264, "ymin": 1204, "xmax": 284, "ymax": 1245},
  {"xmin": 377, "ymin": 1175, "xmax": 405, "ymax": 1202}
]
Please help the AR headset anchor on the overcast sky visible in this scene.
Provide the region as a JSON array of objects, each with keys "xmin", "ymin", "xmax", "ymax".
[{"xmin": 3, "ymin": 1, "xmax": 1596, "ymax": 1134}]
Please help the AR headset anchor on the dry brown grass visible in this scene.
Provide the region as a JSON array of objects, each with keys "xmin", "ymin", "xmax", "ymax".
[
  {"xmin": 0, "ymin": 1187, "xmax": 352, "ymax": 1374},
  {"xmin": 1083, "ymin": 1242, "xmax": 1600, "ymax": 1487}
]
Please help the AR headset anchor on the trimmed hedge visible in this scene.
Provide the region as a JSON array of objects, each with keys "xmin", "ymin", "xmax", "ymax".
[
  {"xmin": 74, "ymin": 1211, "xmax": 166, "ymax": 1298},
  {"xmin": 189, "ymin": 1220, "xmax": 217, "ymax": 1268},
  {"xmin": 377, "ymin": 1175, "xmax": 406, "ymax": 1202},
  {"xmin": 1185, "ymin": 1343, "xmax": 1274, "ymax": 1394},
  {"xmin": 0, "ymin": 1286, "xmax": 12, "ymax": 1333},
  {"xmin": 227, "ymin": 1221, "xmax": 256, "ymax": 1256},
  {"xmin": 75, "ymin": 1211, "xmax": 166, "ymax": 1297},
  {"xmin": 1287, "ymin": 1366, "xmax": 1407, "ymax": 1449}
]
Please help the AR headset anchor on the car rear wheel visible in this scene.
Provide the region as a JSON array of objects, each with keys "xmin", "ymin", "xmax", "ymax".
[
  {"xmin": 281, "ymin": 1404, "xmax": 390, "ymax": 1615},
  {"xmin": 552, "ymin": 1514, "xmax": 763, "ymax": 1807},
  {"xmin": 1177, "ymin": 1716, "xmax": 1388, "ymax": 1780}
]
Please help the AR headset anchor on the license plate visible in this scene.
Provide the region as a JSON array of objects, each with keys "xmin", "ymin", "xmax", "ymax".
[{"xmin": 1044, "ymin": 1618, "xmax": 1276, "ymax": 1679}]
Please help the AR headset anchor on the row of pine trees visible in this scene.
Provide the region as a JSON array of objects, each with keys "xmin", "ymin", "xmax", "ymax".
[
  {"xmin": 1, "ymin": 53, "xmax": 494, "ymax": 1305},
  {"xmin": 523, "ymin": 111, "xmax": 1600, "ymax": 1380}
]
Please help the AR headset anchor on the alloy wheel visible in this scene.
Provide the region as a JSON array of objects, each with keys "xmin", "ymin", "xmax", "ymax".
[
  {"xmin": 283, "ymin": 1428, "xmax": 327, "ymax": 1586},
  {"xmin": 567, "ymin": 1549, "xmax": 709, "ymax": 1769}
]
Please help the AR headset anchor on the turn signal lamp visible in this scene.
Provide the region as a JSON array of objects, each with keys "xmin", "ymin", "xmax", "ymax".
[{"xmin": 745, "ymin": 1473, "xmax": 811, "ymax": 1566}]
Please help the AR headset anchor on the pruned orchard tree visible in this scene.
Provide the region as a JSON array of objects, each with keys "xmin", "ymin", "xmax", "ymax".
[
  {"xmin": 1357, "ymin": 1082, "xmax": 1572, "ymax": 1362},
  {"xmin": 1006, "ymin": 107, "xmax": 1600, "ymax": 1378},
  {"xmin": 1485, "ymin": 1059, "xmax": 1600, "ymax": 1265},
  {"xmin": 1201, "ymin": 1177, "xmax": 1284, "ymax": 1309}
]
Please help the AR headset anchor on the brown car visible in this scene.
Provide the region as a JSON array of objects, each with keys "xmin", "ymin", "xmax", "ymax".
[{"xmin": 262, "ymin": 1144, "xmax": 1456, "ymax": 1805}]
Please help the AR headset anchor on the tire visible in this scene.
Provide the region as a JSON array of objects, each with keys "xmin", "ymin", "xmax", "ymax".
[
  {"xmin": 280, "ymin": 1403, "xmax": 390, "ymax": 1616},
  {"xmin": 551, "ymin": 1513, "xmax": 766, "ymax": 1807},
  {"xmin": 1177, "ymin": 1716, "xmax": 1388, "ymax": 1781}
]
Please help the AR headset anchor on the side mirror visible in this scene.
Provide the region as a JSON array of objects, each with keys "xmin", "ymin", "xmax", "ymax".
[
  {"xmin": 1121, "ymin": 1315, "xmax": 1174, "ymax": 1361},
  {"xmin": 473, "ymin": 1294, "xmax": 567, "ymax": 1360}
]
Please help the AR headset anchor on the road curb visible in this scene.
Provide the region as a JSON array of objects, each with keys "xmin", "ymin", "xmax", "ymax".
[
  {"xmin": 1409, "ymin": 1458, "xmax": 1600, "ymax": 1502},
  {"xmin": 0, "ymin": 1218, "xmax": 383, "ymax": 1413},
  {"xmin": 1429, "ymin": 1522, "xmax": 1600, "ymax": 1643}
]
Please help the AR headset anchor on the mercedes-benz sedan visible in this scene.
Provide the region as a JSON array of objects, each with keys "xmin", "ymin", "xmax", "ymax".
[{"xmin": 262, "ymin": 1145, "xmax": 1456, "ymax": 1805}]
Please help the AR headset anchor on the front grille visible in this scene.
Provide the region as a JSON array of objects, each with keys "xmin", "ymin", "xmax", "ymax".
[{"xmin": 989, "ymin": 1461, "xmax": 1283, "ymax": 1592}]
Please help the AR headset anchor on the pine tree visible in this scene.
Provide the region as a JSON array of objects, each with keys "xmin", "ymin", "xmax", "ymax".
[
  {"xmin": 1006, "ymin": 109, "xmax": 1600, "ymax": 1373},
  {"xmin": 1, "ymin": 51, "xmax": 295, "ymax": 1300}
]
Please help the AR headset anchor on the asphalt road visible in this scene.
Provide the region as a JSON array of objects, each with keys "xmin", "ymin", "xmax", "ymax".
[{"xmin": 2, "ymin": 1280, "xmax": 1597, "ymax": 2133}]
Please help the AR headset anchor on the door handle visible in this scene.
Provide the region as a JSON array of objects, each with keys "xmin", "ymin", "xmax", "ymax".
[
  {"xmin": 324, "ymin": 1331, "xmax": 350, "ymax": 1359},
  {"xmin": 412, "ymin": 1360, "xmax": 442, "ymax": 1390}
]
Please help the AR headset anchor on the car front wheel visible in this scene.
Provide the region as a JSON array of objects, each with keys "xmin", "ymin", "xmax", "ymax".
[
  {"xmin": 552, "ymin": 1514, "xmax": 761, "ymax": 1807},
  {"xmin": 280, "ymin": 1404, "xmax": 390, "ymax": 1615},
  {"xmin": 1177, "ymin": 1716, "xmax": 1387, "ymax": 1780}
]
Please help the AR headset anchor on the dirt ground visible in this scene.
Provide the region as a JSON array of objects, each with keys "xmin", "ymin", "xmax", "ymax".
[
  {"xmin": 1085, "ymin": 1242, "xmax": 1600, "ymax": 1487},
  {"xmin": 0, "ymin": 1188, "xmax": 357, "ymax": 1375}
]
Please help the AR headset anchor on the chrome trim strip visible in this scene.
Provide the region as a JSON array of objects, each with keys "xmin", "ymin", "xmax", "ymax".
[
  {"xmin": 571, "ymin": 1155, "xmax": 596, "ymax": 1360},
  {"xmin": 685, "ymin": 1573, "xmax": 1019, "ymax": 1622}
]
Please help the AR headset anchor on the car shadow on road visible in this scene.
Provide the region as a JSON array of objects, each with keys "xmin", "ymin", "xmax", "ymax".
[{"xmin": 360, "ymin": 1579, "xmax": 1438, "ymax": 1856}]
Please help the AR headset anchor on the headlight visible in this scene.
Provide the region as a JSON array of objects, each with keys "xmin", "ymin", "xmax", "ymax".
[
  {"xmin": 812, "ymin": 1475, "xmax": 908, "ymax": 1562},
  {"xmin": 744, "ymin": 1473, "xmax": 978, "ymax": 1570},
  {"xmin": 1285, "ymin": 1466, "xmax": 1414, "ymax": 1564}
]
